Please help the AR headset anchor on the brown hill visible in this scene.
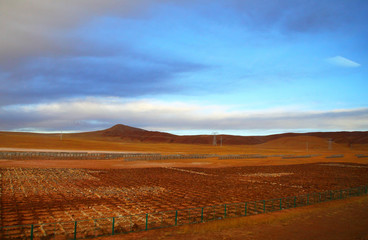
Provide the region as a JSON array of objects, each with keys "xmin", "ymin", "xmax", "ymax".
[
  {"xmin": 306, "ymin": 132, "xmax": 368, "ymax": 144},
  {"xmin": 74, "ymin": 124, "xmax": 176, "ymax": 143},
  {"xmin": 77, "ymin": 124, "xmax": 368, "ymax": 145}
]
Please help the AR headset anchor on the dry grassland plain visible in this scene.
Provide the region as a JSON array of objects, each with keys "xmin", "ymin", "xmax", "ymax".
[{"xmin": 1, "ymin": 132, "xmax": 368, "ymax": 239}]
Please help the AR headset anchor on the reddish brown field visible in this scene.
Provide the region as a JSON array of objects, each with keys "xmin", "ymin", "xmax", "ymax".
[
  {"xmin": 1, "ymin": 162, "xmax": 368, "ymax": 239},
  {"xmin": 1, "ymin": 131, "xmax": 368, "ymax": 239},
  {"xmin": 103, "ymin": 195, "xmax": 368, "ymax": 240}
]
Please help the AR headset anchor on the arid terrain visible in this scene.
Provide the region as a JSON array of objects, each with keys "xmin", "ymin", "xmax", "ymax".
[
  {"xmin": 99, "ymin": 194, "xmax": 368, "ymax": 240},
  {"xmin": 1, "ymin": 125, "xmax": 368, "ymax": 239}
]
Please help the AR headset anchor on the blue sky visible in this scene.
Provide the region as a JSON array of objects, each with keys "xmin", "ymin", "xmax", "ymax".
[{"xmin": 0, "ymin": 0, "xmax": 367, "ymax": 135}]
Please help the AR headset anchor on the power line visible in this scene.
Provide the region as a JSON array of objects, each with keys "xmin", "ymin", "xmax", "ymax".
[
  {"xmin": 212, "ymin": 132, "xmax": 217, "ymax": 146},
  {"xmin": 306, "ymin": 135, "xmax": 309, "ymax": 152},
  {"xmin": 328, "ymin": 138, "xmax": 333, "ymax": 150}
]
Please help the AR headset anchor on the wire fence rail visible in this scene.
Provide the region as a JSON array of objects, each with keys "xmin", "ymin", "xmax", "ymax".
[
  {"xmin": 3, "ymin": 151, "xmax": 365, "ymax": 160},
  {"xmin": 1, "ymin": 185, "xmax": 367, "ymax": 240},
  {"xmin": 0, "ymin": 152, "xmax": 161, "ymax": 160}
]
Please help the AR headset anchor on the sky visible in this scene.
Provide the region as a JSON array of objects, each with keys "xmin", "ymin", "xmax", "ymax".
[{"xmin": 0, "ymin": 0, "xmax": 367, "ymax": 135}]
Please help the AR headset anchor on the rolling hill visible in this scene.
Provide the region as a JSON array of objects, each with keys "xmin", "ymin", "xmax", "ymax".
[{"xmin": 73, "ymin": 124, "xmax": 368, "ymax": 145}]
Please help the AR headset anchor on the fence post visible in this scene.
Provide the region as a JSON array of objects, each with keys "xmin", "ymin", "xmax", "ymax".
[
  {"xmin": 9, "ymin": 185, "xmax": 368, "ymax": 239},
  {"xmin": 254, "ymin": 201, "xmax": 257, "ymax": 214},
  {"xmin": 175, "ymin": 210, "xmax": 178, "ymax": 226},
  {"xmin": 30, "ymin": 224, "xmax": 34, "ymax": 240},
  {"xmin": 201, "ymin": 208, "xmax": 204, "ymax": 222},
  {"xmin": 244, "ymin": 202, "xmax": 247, "ymax": 216},
  {"xmin": 112, "ymin": 217, "xmax": 115, "ymax": 235},
  {"xmin": 271, "ymin": 199, "xmax": 274, "ymax": 212},
  {"xmin": 145, "ymin": 213, "xmax": 148, "ymax": 231},
  {"xmin": 224, "ymin": 204, "xmax": 227, "ymax": 218},
  {"xmin": 74, "ymin": 221, "xmax": 77, "ymax": 240}
]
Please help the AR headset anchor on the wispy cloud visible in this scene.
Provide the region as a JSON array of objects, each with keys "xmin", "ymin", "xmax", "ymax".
[
  {"xmin": 326, "ymin": 56, "xmax": 361, "ymax": 68},
  {"xmin": 0, "ymin": 55, "xmax": 207, "ymax": 106},
  {"xmin": 1, "ymin": 98, "xmax": 367, "ymax": 133},
  {"xmin": 0, "ymin": 0, "xmax": 163, "ymax": 65},
  {"xmin": 0, "ymin": 1, "xmax": 210, "ymax": 107},
  {"xmin": 224, "ymin": 0, "xmax": 368, "ymax": 34}
]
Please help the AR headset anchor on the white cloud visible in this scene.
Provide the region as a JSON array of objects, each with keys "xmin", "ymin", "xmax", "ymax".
[
  {"xmin": 0, "ymin": 0, "xmax": 164, "ymax": 65},
  {"xmin": 326, "ymin": 56, "xmax": 361, "ymax": 68},
  {"xmin": 1, "ymin": 97, "xmax": 367, "ymax": 133}
]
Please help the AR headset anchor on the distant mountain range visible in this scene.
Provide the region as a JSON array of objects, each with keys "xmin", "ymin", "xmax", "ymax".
[{"xmin": 75, "ymin": 124, "xmax": 368, "ymax": 145}]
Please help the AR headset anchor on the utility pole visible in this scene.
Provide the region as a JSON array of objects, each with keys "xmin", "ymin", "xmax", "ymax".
[
  {"xmin": 60, "ymin": 131, "xmax": 63, "ymax": 141},
  {"xmin": 220, "ymin": 136, "xmax": 223, "ymax": 147},
  {"xmin": 306, "ymin": 135, "xmax": 309, "ymax": 152},
  {"xmin": 328, "ymin": 138, "xmax": 333, "ymax": 150},
  {"xmin": 212, "ymin": 132, "xmax": 217, "ymax": 146}
]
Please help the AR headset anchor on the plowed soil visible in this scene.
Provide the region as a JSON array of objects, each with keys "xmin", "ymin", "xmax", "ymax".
[
  {"xmin": 100, "ymin": 195, "xmax": 368, "ymax": 240},
  {"xmin": 2, "ymin": 163, "xmax": 368, "ymax": 229},
  {"xmin": 1, "ymin": 130, "xmax": 368, "ymax": 239}
]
